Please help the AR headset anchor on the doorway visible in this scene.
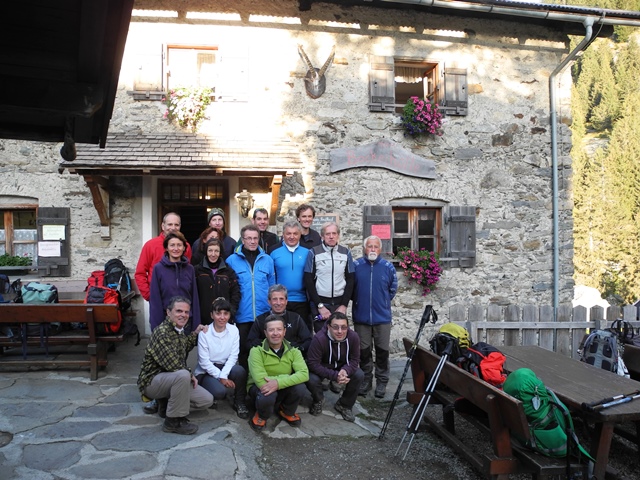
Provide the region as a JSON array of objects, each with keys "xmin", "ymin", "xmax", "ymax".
[{"xmin": 158, "ymin": 179, "xmax": 229, "ymax": 246}]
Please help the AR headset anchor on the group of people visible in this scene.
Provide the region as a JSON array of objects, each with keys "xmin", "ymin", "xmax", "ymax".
[{"xmin": 135, "ymin": 204, "xmax": 398, "ymax": 435}]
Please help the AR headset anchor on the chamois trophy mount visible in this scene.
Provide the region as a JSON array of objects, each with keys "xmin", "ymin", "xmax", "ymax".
[{"xmin": 297, "ymin": 44, "xmax": 335, "ymax": 99}]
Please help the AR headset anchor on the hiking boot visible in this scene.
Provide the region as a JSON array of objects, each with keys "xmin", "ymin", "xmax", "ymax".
[
  {"xmin": 358, "ymin": 382, "xmax": 372, "ymax": 397},
  {"xmin": 249, "ymin": 412, "xmax": 266, "ymax": 432},
  {"xmin": 162, "ymin": 416, "xmax": 198, "ymax": 435},
  {"xmin": 309, "ymin": 400, "xmax": 324, "ymax": 416},
  {"xmin": 209, "ymin": 399, "xmax": 218, "ymax": 410},
  {"xmin": 278, "ymin": 408, "xmax": 302, "ymax": 427},
  {"xmin": 329, "ymin": 380, "xmax": 343, "ymax": 394},
  {"xmin": 334, "ymin": 401, "xmax": 355, "ymax": 422},
  {"xmin": 374, "ymin": 383, "xmax": 387, "ymax": 399},
  {"xmin": 143, "ymin": 399, "xmax": 158, "ymax": 414},
  {"xmin": 157, "ymin": 398, "xmax": 168, "ymax": 419},
  {"xmin": 233, "ymin": 402, "xmax": 250, "ymax": 420}
]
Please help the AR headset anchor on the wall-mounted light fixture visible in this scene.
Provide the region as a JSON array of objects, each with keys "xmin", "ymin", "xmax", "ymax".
[{"xmin": 235, "ymin": 189, "xmax": 254, "ymax": 218}]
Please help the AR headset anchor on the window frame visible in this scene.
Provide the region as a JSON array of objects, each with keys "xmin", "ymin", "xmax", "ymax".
[
  {"xmin": 0, "ymin": 206, "xmax": 38, "ymax": 260},
  {"xmin": 368, "ymin": 55, "xmax": 468, "ymax": 115},
  {"xmin": 164, "ymin": 44, "xmax": 219, "ymax": 93},
  {"xmin": 392, "ymin": 207, "xmax": 442, "ymax": 255}
]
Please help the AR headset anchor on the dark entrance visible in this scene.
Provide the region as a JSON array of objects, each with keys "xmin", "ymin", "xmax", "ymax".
[{"xmin": 158, "ymin": 180, "xmax": 229, "ymax": 247}]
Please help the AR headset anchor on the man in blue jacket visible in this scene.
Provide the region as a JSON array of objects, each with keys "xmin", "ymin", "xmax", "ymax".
[
  {"xmin": 352, "ymin": 235, "xmax": 398, "ymax": 398},
  {"xmin": 227, "ymin": 225, "xmax": 275, "ymax": 368}
]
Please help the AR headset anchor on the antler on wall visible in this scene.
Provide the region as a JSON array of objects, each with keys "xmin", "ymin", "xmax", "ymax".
[{"xmin": 297, "ymin": 44, "xmax": 336, "ymax": 99}]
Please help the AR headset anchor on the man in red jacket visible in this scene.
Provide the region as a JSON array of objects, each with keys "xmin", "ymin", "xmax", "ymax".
[{"xmin": 134, "ymin": 212, "xmax": 192, "ymax": 301}]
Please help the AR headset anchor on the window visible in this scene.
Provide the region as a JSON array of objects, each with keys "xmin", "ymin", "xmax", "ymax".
[
  {"xmin": 165, "ymin": 45, "xmax": 218, "ymax": 92},
  {"xmin": 0, "ymin": 208, "xmax": 37, "ymax": 262},
  {"xmin": 363, "ymin": 205, "xmax": 476, "ymax": 268},
  {"xmin": 369, "ymin": 56, "xmax": 468, "ymax": 115},
  {"xmin": 392, "ymin": 208, "xmax": 441, "ymax": 254}
]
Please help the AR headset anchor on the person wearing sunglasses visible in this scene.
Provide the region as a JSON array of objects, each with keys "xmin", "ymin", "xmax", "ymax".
[{"xmin": 305, "ymin": 312, "xmax": 364, "ymax": 422}]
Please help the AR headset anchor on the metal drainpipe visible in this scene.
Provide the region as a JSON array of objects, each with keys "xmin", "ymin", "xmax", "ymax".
[{"xmin": 549, "ymin": 18, "xmax": 595, "ymax": 322}]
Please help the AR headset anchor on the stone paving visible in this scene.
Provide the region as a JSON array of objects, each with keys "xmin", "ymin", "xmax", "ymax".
[{"xmin": 0, "ymin": 338, "xmax": 400, "ymax": 480}]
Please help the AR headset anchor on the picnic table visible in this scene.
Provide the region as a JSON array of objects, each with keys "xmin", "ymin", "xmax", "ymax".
[{"xmin": 501, "ymin": 345, "xmax": 640, "ymax": 480}]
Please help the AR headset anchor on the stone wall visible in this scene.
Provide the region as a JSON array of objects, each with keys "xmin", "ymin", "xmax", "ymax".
[{"xmin": 0, "ymin": 0, "xmax": 576, "ymax": 346}]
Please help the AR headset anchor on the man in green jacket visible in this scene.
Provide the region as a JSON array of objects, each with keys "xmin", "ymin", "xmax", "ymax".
[{"xmin": 247, "ymin": 315, "xmax": 309, "ymax": 432}]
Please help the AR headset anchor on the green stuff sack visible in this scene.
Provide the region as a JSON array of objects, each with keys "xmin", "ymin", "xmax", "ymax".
[{"xmin": 503, "ymin": 368, "xmax": 592, "ymax": 460}]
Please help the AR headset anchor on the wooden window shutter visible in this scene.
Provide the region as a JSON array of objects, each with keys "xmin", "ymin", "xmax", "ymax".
[
  {"xmin": 133, "ymin": 49, "xmax": 163, "ymax": 93},
  {"xmin": 36, "ymin": 207, "xmax": 71, "ymax": 277},
  {"xmin": 442, "ymin": 68, "xmax": 468, "ymax": 116},
  {"xmin": 217, "ymin": 45, "xmax": 249, "ymax": 102},
  {"xmin": 362, "ymin": 205, "xmax": 393, "ymax": 259},
  {"xmin": 369, "ymin": 56, "xmax": 395, "ymax": 112},
  {"xmin": 443, "ymin": 205, "xmax": 476, "ymax": 268}
]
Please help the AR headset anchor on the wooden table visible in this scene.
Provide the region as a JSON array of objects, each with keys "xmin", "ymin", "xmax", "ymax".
[{"xmin": 502, "ymin": 345, "xmax": 640, "ymax": 480}]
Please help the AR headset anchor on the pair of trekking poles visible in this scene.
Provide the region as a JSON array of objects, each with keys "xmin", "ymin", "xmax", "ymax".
[
  {"xmin": 582, "ymin": 390, "xmax": 640, "ymax": 412},
  {"xmin": 378, "ymin": 304, "xmax": 452, "ymax": 459}
]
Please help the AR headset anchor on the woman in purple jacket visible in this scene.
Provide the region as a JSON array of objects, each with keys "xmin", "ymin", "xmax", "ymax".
[{"xmin": 148, "ymin": 232, "xmax": 200, "ymax": 333}]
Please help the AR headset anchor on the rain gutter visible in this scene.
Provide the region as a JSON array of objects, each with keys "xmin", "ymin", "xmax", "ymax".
[{"xmin": 549, "ymin": 19, "xmax": 595, "ymax": 320}]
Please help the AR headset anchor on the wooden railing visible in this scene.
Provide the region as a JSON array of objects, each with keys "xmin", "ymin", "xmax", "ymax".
[{"xmin": 449, "ymin": 303, "xmax": 640, "ymax": 360}]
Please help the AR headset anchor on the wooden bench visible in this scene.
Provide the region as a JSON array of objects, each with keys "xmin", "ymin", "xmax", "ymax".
[
  {"xmin": 0, "ymin": 303, "xmax": 124, "ymax": 380},
  {"xmin": 403, "ymin": 338, "xmax": 589, "ymax": 480}
]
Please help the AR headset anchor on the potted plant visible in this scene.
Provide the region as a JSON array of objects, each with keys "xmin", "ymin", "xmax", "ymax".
[
  {"xmin": 400, "ymin": 96, "xmax": 443, "ymax": 137},
  {"xmin": 163, "ymin": 86, "xmax": 213, "ymax": 131},
  {"xmin": 395, "ymin": 247, "xmax": 442, "ymax": 296},
  {"xmin": 0, "ymin": 253, "xmax": 32, "ymax": 267}
]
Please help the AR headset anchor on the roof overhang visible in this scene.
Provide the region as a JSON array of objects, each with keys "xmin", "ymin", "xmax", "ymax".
[
  {"xmin": 62, "ymin": 133, "xmax": 302, "ymax": 177},
  {"xmin": 0, "ymin": 0, "xmax": 134, "ymax": 151}
]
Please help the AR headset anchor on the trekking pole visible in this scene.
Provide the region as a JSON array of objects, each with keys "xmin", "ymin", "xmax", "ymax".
[
  {"xmin": 585, "ymin": 392, "xmax": 640, "ymax": 412},
  {"xmin": 378, "ymin": 305, "xmax": 437, "ymax": 440},
  {"xmin": 396, "ymin": 338, "xmax": 454, "ymax": 460},
  {"xmin": 581, "ymin": 390, "xmax": 640, "ymax": 412}
]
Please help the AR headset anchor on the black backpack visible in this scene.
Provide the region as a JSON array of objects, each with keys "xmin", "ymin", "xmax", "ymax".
[{"xmin": 104, "ymin": 259, "xmax": 132, "ymax": 309}]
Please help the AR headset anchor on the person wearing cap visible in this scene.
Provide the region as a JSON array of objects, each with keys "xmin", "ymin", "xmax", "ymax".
[
  {"xmin": 192, "ymin": 208, "xmax": 237, "ymax": 261},
  {"xmin": 135, "ymin": 212, "xmax": 193, "ymax": 302},
  {"xmin": 352, "ymin": 235, "xmax": 397, "ymax": 399},
  {"xmin": 296, "ymin": 204, "xmax": 322, "ymax": 249}
]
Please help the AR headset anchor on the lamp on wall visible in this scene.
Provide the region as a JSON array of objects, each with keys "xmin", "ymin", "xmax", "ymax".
[{"xmin": 235, "ymin": 189, "xmax": 254, "ymax": 218}]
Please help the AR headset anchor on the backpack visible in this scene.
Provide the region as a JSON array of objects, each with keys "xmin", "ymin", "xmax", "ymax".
[
  {"xmin": 18, "ymin": 282, "xmax": 62, "ymax": 338},
  {"xmin": 578, "ymin": 329, "xmax": 628, "ymax": 376},
  {"xmin": 104, "ymin": 259, "xmax": 132, "ymax": 309},
  {"xmin": 610, "ymin": 319, "xmax": 640, "ymax": 347},
  {"xmin": 87, "ymin": 270, "xmax": 106, "ymax": 287},
  {"xmin": 459, "ymin": 342, "xmax": 507, "ymax": 388},
  {"xmin": 430, "ymin": 323, "xmax": 471, "ymax": 363},
  {"xmin": 21, "ymin": 282, "xmax": 59, "ymax": 304},
  {"xmin": 0, "ymin": 273, "xmax": 11, "ymax": 294},
  {"xmin": 503, "ymin": 368, "xmax": 592, "ymax": 460},
  {"xmin": 84, "ymin": 285, "xmax": 122, "ymax": 334}
]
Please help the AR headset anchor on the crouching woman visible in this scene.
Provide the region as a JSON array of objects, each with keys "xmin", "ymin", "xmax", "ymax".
[{"xmin": 194, "ymin": 297, "xmax": 249, "ymax": 419}]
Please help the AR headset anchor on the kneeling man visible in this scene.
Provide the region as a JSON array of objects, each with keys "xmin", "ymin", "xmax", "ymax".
[
  {"xmin": 137, "ymin": 296, "xmax": 213, "ymax": 435},
  {"xmin": 247, "ymin": 315, "xmax": 309, "ymax": 431},
  {"xmin": 307, "ymin": 312, "xmax": 364, "ymax": 422}
]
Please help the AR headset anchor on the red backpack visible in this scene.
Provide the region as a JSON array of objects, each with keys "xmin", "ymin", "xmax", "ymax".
[
  {"xmin": 459, "ymin": 342, "xmax": 507, "ymax": 388},
  {"xmin": 87, "ymin": 270, "xmax": 105, "ymax": 287},
  {"xmin": 84, "ymin": 285, "xmax": 122, "ymax": 333}
]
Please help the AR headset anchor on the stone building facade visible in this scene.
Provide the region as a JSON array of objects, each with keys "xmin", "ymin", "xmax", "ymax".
[{"xmin": 0, "ymin": 1, "xmax": 578, "ymax": 348}]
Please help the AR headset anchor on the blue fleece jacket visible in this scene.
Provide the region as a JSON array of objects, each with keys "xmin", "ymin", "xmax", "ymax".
[
  {"xmin": 226, "ymin": 245, "xmax": 275, "ymax": 324},
  {"xmin": 352, "ymin": 256, "xmax": 398, "ymax": 325}
]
